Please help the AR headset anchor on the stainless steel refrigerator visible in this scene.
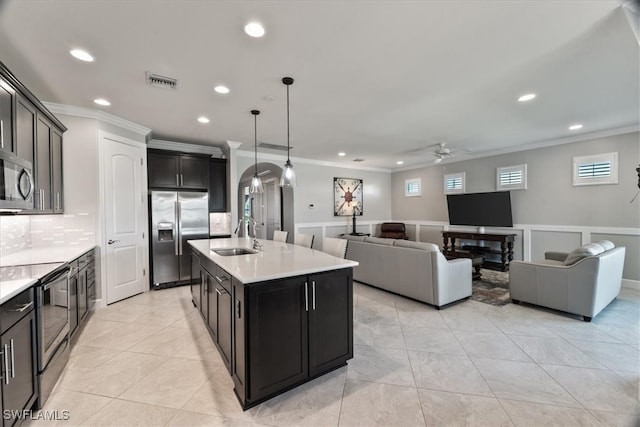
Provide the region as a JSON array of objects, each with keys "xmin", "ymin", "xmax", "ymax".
[{"xmin": 150, "ymin": 191, "xmax": 209, "ymax": 287}]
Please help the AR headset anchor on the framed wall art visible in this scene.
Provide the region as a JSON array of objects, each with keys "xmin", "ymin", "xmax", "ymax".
[{"xmin": 333, "ymin": 177, "xmax": 363, "ymax": 216}]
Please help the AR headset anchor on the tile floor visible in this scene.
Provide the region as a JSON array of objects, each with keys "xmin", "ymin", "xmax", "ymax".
[{"xmin": 28, "ymin": 282, "xmax": 640, "ymax": 427}]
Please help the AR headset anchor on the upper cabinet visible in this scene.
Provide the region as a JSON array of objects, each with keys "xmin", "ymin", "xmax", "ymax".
[
  {"xmin": 1, "ymin": 60, "xmax": 66, "ymax": 214},
  {"xmin": 209, "ymin": 158, "xmax": 227, "ymax": 212},
  {"xmin": 0, "ymin": 77, "xmax": 16, "ymax": 155},
  {"xmin": 148, "ymin": 150, "xmax": 209, "ymax": 190}
]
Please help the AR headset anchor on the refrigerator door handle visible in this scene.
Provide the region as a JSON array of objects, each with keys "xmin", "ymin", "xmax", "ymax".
[
  {"xmin": 175, "ymin": 201, "xmax": 179, "ymax": 256},
  {"xmin": 178, "ymin": 201, "xmax": 183, "ymax": 255}
]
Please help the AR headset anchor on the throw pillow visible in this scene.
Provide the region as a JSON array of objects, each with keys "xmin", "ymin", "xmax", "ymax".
[{"xmin": 563, "ymin": 243, "xmax": 606, "ymax": 266}]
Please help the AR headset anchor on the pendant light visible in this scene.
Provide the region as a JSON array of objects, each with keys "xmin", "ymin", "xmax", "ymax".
[
  {"xmin": 280, "ymin": 77, "xmax": 296, "ymax": 187},
  {"xmin": 249, "ymin": 109, "xmax": 264, "ymax": 194}
]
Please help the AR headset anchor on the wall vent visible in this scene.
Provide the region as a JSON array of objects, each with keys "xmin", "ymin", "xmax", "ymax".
[
  {"xmin": 146, "ymin": 72, "xmax": 178, "ymax": 89},
  {"xmin": 258, "ymin": 142, "xmax": 292, "ymax": 151},
  {"xmin": 353, "ymin": 158, "xmax": 365, "ymax": 162}
]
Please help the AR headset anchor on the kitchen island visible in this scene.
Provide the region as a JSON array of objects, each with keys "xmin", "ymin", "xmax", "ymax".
[{"xmin": 188, "ymin": 237, "xmax": 357, "ymax": 410}]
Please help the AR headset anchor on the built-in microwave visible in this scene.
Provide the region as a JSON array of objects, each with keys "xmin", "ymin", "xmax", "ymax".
[{"xmin": 0, "ymin": 149, "xmax": 34, "ymax": 211}]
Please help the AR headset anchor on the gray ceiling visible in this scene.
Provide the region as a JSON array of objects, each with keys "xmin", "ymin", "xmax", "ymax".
[{"xmin": 0, "ymin": 1, "xmax": 638, "ymax": 170}]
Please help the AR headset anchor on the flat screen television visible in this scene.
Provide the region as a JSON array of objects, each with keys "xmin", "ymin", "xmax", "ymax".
[{"xmin": 446, "ymin": 191, "xmax": 513, "ymax": 227}]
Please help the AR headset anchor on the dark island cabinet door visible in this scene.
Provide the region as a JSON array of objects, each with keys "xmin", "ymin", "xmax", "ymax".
[
  {"xmin": 232, "ymin": 278, "xmax": 246, "ymax": 400},
  {"xmin": 247, "ymin": 277, "xmax": 308, "ymax": 403},
  {"xmin": 190, "ymin": 251, "xmax": 201, "ymax": 310},
  {"xmin": 179, "ymin": 156, "xmax": 208, "ymax": 189},
  {"xmin": 148, "ymin": 152, "xmax": 179, "ymax": 188},
  {"xmin": 308, "ymin": 269, "xmax": 353, "ymax": 376},
  {"xmin": 217, "ymin": 282, "xmax": 232, "ymax": 371},
  {"xmin": 206, "ymin": 272, "xmax": 217, "ymax": 340}
]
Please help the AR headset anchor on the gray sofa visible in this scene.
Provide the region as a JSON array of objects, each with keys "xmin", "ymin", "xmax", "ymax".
[
  {"xmin": 510, "ymin": 240, "xmax": 625, "ymax": 321},
  {"xmin": 344, "ymin": 236, "xmax": 472, "ymax": 308}
]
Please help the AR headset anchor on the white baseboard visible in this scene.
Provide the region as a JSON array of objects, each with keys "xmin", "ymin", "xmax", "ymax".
[{"xmin": 622, "ymin": 279, "xmax": 640, "ymax": 290}]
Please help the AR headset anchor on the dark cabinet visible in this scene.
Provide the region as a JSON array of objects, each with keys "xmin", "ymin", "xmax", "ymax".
[
  {"xmin": 246, "ymin": 277, "xmax": 309, "ymax": 402},
  {"xmin": 148, "ymin": 151, "xmax": 208, "ymax": 190},
  {"xmin": 15, "ymin": 94, "xmax": 35, "ymax": 166},
  {"xmin": 205, "ymin": 265, "xmax": 232, "ymax": 371},
  {"xmin": 209, "ymin": 158, "xmax": 227, "ymax": 212},
  {"xmin": 86, "ymin": 251, "xmax": 96, "ymax": 311},
  {"xmin": 234, "ymin": 268, "xmax": 353, "ymax": 408},
  {"xmin": 0, "ymin": 289, "xmax": 37, "ymax": 426},
  {"xmin": 308, "ymin": 270, "xmax": 353, "ymax": 376},
  {"xmin": 68, "ymin": 265, "xmax": 78, "ymax": 336},
  {"xmin": 190, "ymin": 252, "xmax": 202, "ymax": 311},
  {"xmin": 35, "ymin": 114, "xmax": 52, "ymax": 211},
  {"xmin": 34, "ymin": 114, "xmax": 63, "ymax": 213},
  {"xmin": 1, "ymin": 61, "xmax": 65, "ymax": 214},
  {"xmin": 51, "ymin": 129, "xmax": 63, "ymax": 213},
  {"xmin": 0, "ymin": 77, "xmax": 15, "ymax": 155},
  {"xmin": 232, "ymin": 278, "xmax": 245, "ymax": 400},
  {"xmin": 78, "ymin": 266, "xmax": 87, "ymax": 323}
]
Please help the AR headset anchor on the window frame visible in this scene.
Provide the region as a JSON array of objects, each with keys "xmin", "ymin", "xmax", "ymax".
[
  {"xmin": 444, "ymin": 172, "xmax": 465, "ymax": 194},
  {"xmin": 496, "ymin": 164, "xmax": 527, "ymax": 191},
  {"xmin": 572, "ymin": 152, "xmax": 618, "ymax": 186},
  {"xmin": 404, "ymin": 178, "xmax": 422, "ymax": 197}
]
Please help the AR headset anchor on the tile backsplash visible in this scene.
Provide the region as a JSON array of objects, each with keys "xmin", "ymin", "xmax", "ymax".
[
  {"xmin": 0, "ymin": 212, "xmax": 96, "ymax": 260},
  {"xmin": 210, "ymin": 212, "xmax": 231, "ymax": 236}
]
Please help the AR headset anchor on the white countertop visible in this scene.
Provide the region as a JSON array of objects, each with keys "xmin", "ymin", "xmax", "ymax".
[
  {"xmin": 188, "ymin": 237, "xmax": 358, "ymax": 284},
  {"xmin": 0, "ymin": 278, "xmax": 38, "ymax": 304},
  {"xmin": 0, "ymin": 244, "xmax": 96, "ymax": 267}
]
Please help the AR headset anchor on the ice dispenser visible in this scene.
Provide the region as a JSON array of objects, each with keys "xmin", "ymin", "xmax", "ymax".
[{"xmin": 157, "ymin": 222, "xmax": 174, "ymax": 241}]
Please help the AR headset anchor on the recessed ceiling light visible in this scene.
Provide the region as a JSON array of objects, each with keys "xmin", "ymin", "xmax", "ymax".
[
  {"xmin": 569, "ymin": 124, "xmax": 583, "ymax": 130},
  {"xmin": 70, "ymin": 49, "xmax": 94, "ymax": 62},
  {"xmin": 518, "ymin": 93, "xmax": 536, "ymax": 102},
  {"xmin": 396, "ymin": 161, "xmax": 404, "ymax": 165},
  {"xmin": 214, "ymin": 85, "xmax": 229, "ymax": 94},
  {"xmin": 244, "ymin": 21, "xmax": 265, "ymax": 38},
  {"xmin": 197, "ymin": 116, "xmax": 210, "ymax": 124},
  {"xmin": 338, "ymin": 152, "xmax": 346, "ymax": 157},
  {"xmin": 93, "ymin": 98, "xmax": 110, "ymax": 106}
]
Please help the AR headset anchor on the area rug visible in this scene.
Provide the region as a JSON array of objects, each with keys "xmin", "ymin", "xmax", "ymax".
[{"xmin": 472, "ymin": 269, "xmax": 511, "ymax": 306}]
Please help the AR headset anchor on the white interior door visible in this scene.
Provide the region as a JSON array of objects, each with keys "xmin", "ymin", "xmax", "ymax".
[{"xmin": 102, "ymin": 133, "xmax": 146, "ymax": 304}]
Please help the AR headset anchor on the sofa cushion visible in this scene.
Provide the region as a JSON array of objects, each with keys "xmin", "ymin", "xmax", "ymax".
[
  {"xmin": 364, "ymin": 236, "xmax": 396, "ymax": 246},
  {"xmin": 563, "ymin": 243, "xmax": 606, "ymax": 265},
  {"xmin": 393, "ymin": 240, "xmax": 440, "ymax": 252},
  {"xmin": 596, "ymin": 240, "xmax": 615, "ymax": 251},
  {"xmin": 343, "ymin": 235, "xmax": 367, "ymax": 242}
]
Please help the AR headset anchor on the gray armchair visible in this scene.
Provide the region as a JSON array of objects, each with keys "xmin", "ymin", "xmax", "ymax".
[{"xmin": 509, "ymin": 241, "xmax": 625, "ymax": 321}]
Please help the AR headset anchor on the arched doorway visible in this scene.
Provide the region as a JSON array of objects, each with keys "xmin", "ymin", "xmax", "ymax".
[{"xmin": 237, "ymin": 162, "xmax": 294, "ymax": 242}]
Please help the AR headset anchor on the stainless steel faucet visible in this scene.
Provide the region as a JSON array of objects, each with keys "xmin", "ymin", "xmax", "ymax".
[{"xmin": 234, "ymin": 216, "xmax": 263, "ymax": 251}]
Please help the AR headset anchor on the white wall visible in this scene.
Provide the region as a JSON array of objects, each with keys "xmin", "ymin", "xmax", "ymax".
[
  {"xmin": 391, "ymin": 131, "xmax": 640, "ymax": 281},
  {"xmin": 236, "ymin": 154, "xmax": 392, "ymax": 243}
]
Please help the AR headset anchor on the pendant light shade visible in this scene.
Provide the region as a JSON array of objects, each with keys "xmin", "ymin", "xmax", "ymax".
[
  {"xmin": 249, "ymin": 109, "xmax": 264, "ymax": 194},
  {"xmin": 280, "ymin": 77, "xmax": 296, "ymax": 187}
]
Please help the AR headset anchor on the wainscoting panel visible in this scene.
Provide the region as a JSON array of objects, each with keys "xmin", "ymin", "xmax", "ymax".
[
  {"xmin": 592, "ymin": 233, "xmax": 640, "ymax": 281},
  {"xmin": 530, "ymin": 230, "xmax": 582, "ymax": 262}
]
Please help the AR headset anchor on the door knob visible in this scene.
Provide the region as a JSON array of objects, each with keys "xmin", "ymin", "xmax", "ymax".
[{"xmin": 108, "ymin": 239, "xmax": 120, "ymax": 245}]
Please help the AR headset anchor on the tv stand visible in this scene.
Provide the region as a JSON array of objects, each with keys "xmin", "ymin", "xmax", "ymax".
[{"xmin": 442, "ymin": 231, "xmax": 516, "ymax": 272}]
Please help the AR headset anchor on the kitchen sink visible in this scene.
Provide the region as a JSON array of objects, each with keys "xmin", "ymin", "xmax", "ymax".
[{"xmin": 212, "ymin": 248, "xmax": 258, "ymax": 256}]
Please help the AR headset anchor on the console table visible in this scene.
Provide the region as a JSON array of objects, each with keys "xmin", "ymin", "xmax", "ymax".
[{"xmin": 442, "ymin": 231, "xmax": 516, "ymax": 272}]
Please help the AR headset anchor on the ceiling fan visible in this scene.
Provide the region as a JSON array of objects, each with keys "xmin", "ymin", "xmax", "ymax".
[{"xmin": 428, "ymin": 142, "xmax": 468, "ymax": 163}]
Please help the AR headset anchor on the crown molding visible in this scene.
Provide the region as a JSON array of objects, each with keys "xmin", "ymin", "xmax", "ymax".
[
  {"xmin": 236, "ymin": 150, "xmax": 391, "ymax": 173},
  {"xmin": 395, "ymin": 125, "xmax": 639, "ymax": 173},
  {"xmin": 43, "ymin": 102, "xmax": 152, "ymax": 137},
  {"xmin": 148, "ymin": 139, "xmax": 225, "ymax": 157},
  {"xmin": 227, "ymin": 140, "xmax": 243, "ymax": 150}
]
